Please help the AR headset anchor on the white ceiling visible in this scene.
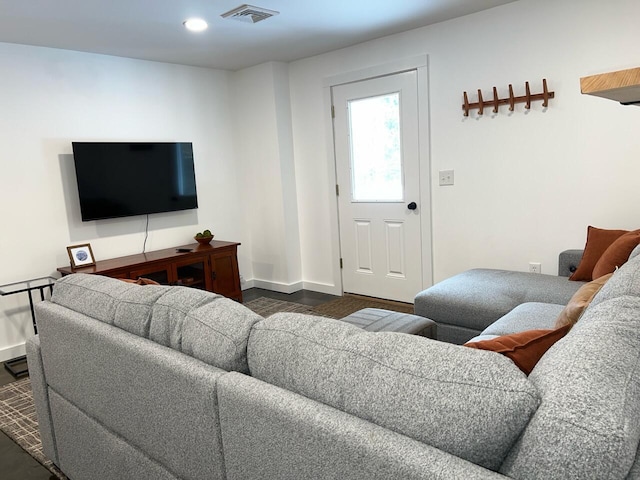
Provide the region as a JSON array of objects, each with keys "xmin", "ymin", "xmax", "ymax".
[{"xmin": 0, "ymin": 0, "xmax": 518, "ymax": 71}]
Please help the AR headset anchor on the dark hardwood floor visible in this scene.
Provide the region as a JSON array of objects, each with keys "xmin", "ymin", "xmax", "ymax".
[
  {"xmin": 0, "ymin": 363, "xmax": 18, "ymax": 385},
  {"xmin": 0, "ymin": 287, "xmax": 338, "ymax": 479},
  {"xmin": 242, "ymin": 287, "xmax": 339, "ymax": 306}
]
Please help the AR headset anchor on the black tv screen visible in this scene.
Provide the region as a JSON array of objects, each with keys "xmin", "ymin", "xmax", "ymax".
[{"xmin": 72, "ymin": 142, "xmax": 198, "ymax": 221}]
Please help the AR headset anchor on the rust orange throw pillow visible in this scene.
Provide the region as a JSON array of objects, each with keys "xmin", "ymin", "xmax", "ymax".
[
  {"xmin": 464, "ymin": 325, "xmax": 572, "ymax": 375},
  {"xmin": 120, "ymin": 277, "xmax": 160, "ymax": 285},
  {"xmin": 569, "ymin": 226, "xmax": 628, "ymax": 281},
  {"xmin": 554, "ymin": 273, "xmax": 613, "ymax": 328},
  {"xmin": 592, "ymin": 230, "xmax": 640, "ymax": 279}
]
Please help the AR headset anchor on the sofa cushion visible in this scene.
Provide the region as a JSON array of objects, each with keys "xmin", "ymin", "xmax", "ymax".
[
  {"xmin": 52, "ymin": 273, "xmax": 133, "ymax": 324},
  {"xmin": 149, "ymin": 287, "xmax": 218, "ymax": 349},
  {"xmin": 554, "ymin": 273, "xmax": 613, "ymax": 328},
  {"xmin": 569, "ymin": 225, "xmax": 628, "ymax": 281},
  {"xmin": 592, "ymin": 229, "xmax": 640, "ymax": 279},
  {"xmin": 52, "ymin": 273, "xmax": 262, "ymax": 373},
  {"xmin": 500, "ymin": 296, "xmax": 640, "ymax": 479},
  {"xmin": 248, "ymin": 312, "xmax": 540, "ymax": 471},
  {"xmin": 181, "ymin": 296, "xmax": 262, "ymax": 373},
  {"xmin": 464, "ymin": 325, "xmax": 571, "ymax": 375},
  {"xmin": 480, "ymin": 302, "xmax": 563, "ymax": 336}
]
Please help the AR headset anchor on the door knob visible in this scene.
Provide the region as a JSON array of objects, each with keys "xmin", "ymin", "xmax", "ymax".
[{"xmin": 407, "ymin": 202, "xmax": 417, "ymax": 210}]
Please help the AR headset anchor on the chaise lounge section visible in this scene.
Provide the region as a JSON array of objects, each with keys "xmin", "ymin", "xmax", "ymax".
[{"xmin": 414, "ymin": 250, "xmax": 586, "ymax": 344}]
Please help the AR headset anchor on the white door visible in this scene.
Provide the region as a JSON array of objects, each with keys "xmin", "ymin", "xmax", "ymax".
[{"xmin": 332, "ymin": 71, "xmax": 423, "ymax": 303}]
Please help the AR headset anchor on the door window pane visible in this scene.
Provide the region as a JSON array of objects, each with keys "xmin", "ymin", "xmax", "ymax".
[{"xmin": 349, "ymin": 92, "xmax": 403, "ymax": 202}]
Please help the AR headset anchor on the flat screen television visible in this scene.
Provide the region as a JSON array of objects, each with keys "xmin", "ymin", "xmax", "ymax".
[{"xmin": 72, "ymin": 142, "xmax": 198, "ymax": 221}]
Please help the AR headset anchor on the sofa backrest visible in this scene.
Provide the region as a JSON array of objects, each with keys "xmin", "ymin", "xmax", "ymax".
[
  {"xmin": 501, "ymin": 253, "xmax": 640, "ymax": 479},
  {"xmin": 216, "ymin": 371, "xmax": 507, "ymax": 480},
  {"xmin": 35, "ymin": 301, "xmax": 228, "ymax": 480},
  {"xmin": 51, "ymin": 273, "xmax": 262, "ymax": 373},
  {"xmin": 588, "ymin": 248, "xmax": 640, "ymax": 308},
  {"xmin": 247, "ymin": 312, "xmax": 540, "ymax": 471},
  {"xmin": 558, "ymin": 249, "xmax": 584, "ymax": 277}
]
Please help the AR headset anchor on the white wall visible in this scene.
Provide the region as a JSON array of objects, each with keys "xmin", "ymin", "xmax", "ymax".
[
  {"xmin": 231, "ymin": 62, "xmax": 302, "ymax": 292},
  {"xmin": 289, "ymin": 0, "xmax": 640, "ymax": 290},
  {"xmin": 0, "ymin": 43, "xmax": 245, "ymax": 361}
]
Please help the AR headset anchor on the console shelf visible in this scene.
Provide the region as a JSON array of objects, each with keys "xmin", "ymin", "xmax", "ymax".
[{"xmin": 57, "ymin": 240, "xmax": 243, "ymax": 302}]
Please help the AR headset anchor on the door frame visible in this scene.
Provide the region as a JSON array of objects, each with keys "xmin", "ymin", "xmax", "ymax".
[{"xmin": 322, "ymin": 55, "xmax": 433, "ymax": 298}]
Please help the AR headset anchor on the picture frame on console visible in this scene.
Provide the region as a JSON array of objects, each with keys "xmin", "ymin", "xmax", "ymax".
[{"xmin": 67, "ymin": 243, "xmax": 95, "ymax": 268}]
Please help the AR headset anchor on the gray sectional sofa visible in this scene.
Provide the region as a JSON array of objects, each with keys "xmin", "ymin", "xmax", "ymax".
[
  {"xmin": 27, "ymin": 258, "xmax": 640, "ymax": 479},
  {"xmin": 415, "ymin": 250, "xmax": 586, "ymax": 344}
]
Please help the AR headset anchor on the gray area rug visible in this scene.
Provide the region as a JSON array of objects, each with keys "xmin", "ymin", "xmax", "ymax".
[
  {"xmin": 310, "ymin": 294, "xmax": 414, "ymax": 318},
  {"xmin": 244, "ymin": 297, "xmax": 317, "ymax": 317},
  {"xmin": 0, "ymin": 377, "xmax": 67, "ymax": 479}
]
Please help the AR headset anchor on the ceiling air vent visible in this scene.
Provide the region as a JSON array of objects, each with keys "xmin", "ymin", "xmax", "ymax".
[{"xmin": 221, "ymin": 4, "xmax": 280, "ymax": 24}]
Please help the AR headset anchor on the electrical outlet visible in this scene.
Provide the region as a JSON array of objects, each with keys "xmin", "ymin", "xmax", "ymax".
[
  {"xmin": 439, "ymin": 170, "xmax": 454, "ymax": 186},
  {"xmin": 529, "ymin": 262, "xmax": 542, "ymax": 274}
]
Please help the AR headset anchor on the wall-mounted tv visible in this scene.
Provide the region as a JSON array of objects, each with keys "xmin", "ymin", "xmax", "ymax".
[{"xmin": 72, "ymin": 142, "xmax": 198, "ymax": 221}]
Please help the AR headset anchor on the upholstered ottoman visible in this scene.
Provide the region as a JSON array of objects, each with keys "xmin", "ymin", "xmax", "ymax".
[{"xmin": 341, "ymin": 308, "xmax": 437, "ymax": 339}]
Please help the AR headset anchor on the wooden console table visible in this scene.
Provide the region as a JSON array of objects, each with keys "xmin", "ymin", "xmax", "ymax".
[{"xmin": 57, "ymin": 241, "xmax": 243, "ymax": 302}]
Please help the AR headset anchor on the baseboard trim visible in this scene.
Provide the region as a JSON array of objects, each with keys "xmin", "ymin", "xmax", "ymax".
[
  {"xmin": 249, "ymin": 280, "xmax": 304, "ymax": 294},
  {"xmin": 301, "ymin": 281, "xmax": 342, "ymax": 296},
  {"xmin": 0, "ymin": 342, "xmax": 26, "ymax": 363},
  {"xmin": 243, "ymin": 278, "xmax": 342, "ymax": 296},
  {"xmin": 343, "ymin": 293, "xmax": 413, "ymax": 307}
]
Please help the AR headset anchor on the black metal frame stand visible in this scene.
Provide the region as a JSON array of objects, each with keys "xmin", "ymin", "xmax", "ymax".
[{"xmin": 0, "ymin": 277, "xmax": 56, "ymax": 377}]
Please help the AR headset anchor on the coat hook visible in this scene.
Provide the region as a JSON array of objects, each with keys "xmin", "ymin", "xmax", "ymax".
[
  {"xmin": 508, "ymin": 84, "xmax": 515, "ymax": 111},
  {"xmin": 542, "ymin": 78, "xmax": 549, "ymax": 107},
  {"xmin": 461, "ymin": 79, "xmax": 553, "ymax": 116}
]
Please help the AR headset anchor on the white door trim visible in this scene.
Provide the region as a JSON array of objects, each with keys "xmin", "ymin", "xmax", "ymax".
[
  {"xmin": 322, "ymin": 56, "xmax": 433, "ymax": 298},
  {"xmin": 322, "ymin": 55, "xmax": 428, "ymax": 88}
]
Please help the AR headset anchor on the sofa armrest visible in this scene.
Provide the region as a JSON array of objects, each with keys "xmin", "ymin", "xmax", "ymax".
[{"xmin": 558, "ymin": 250, "xmax": 583, "ymax": 277}]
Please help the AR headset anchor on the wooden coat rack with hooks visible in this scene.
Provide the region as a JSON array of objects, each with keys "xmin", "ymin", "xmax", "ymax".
[{"xmin": 462, "ymin": 79, "xmax": 554, "ymax": 117}]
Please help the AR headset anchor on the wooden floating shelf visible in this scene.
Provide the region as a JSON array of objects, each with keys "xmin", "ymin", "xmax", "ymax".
[
  {"xmin": 462, "ymin": 79, "xmax": 554, "ymax": 117},
  {"xmin": 580, "ymin": 67, "xmax": 640, "ymax": 105}
]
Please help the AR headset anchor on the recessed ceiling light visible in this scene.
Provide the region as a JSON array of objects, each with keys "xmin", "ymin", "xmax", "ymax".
[{"xmin": 183, "ymin": 18, "xmax": 208, "ymax": 32}]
